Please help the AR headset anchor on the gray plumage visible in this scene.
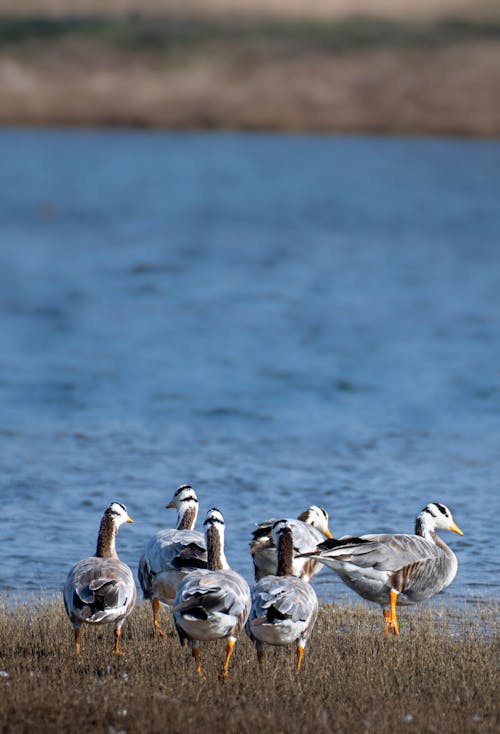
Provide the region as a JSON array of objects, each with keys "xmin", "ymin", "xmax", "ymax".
[
  {"xmin": 313, "ymin": 532, "xmax": 456, "ymax": 605},
  {"xmin": 299, "ymin": 502, "xmax": 463, "ymax": 634},
  {"xmin": 64, "ymin": 556, "xmax": 136, "ymax": 624},
  {"xmin": 249, "ymin": 505, "xmax": 332, "ymax": 582},
  {"xmin": 63, "ymin": 502, "xmax": 136, "ymax": 654},
  {"xmin": 138, "ymin": 485, "xmax": 207, "ymax": 607},
  {"xmin": 174, "ymin": 567, "xmax": 250, "ymax": 642},
  {"xmin": 247, "ymin": 519, "xmax": 318, "ymax": 671},
  {"xmin": 173, "ymin": 508, "xmax": 251, "ymax": 678}
]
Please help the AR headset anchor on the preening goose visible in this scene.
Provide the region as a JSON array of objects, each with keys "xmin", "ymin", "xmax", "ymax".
[
  {"xmin": 246, "ymin": 519, "xmax": 318, "ymax": 672},
  {"xmin": 138, "ymin": 484, "xmax": 207, "ymax": 637},
  {"xmin": 173, "ymin": 508, "xmax": 251, "ymax": 679},
  {"xmin": 299, "ymin": 502, "xmax": 463, "ymax": 634},
  {"xmin": 63, "ymin": 502, "xmax": 136, "ymax": 655},
  {"xmin": 249, "ymin": 505, "xmax": 332, "ymax": 582}
]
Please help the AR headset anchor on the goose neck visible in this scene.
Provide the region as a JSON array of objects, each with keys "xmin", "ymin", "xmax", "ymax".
[
  {"xmin": 206, "ymin": 526, "xmax": 229, "ymax": 571},
  {"xmin": 177, "ymin": 504, "xmax": 197, "ymax": 531},
  {"xmin": 96, "ymin": 513, "xmax": 119, "ymax": 559},
  {"xmin": 276, "ymin": 529, "xmax": 294, "ymax": 576}
]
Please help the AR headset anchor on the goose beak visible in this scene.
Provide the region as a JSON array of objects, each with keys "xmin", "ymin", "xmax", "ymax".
[
  {"xmin": 165, "ymin": 501, "xmax": 174, "ymax": 509},
  {"xmin": 127, "ymin": 516, "xmax": 134, "ymax": 523},
  {"xmin": 324, "ymin": 528, "xmax": 333, "ymax": 539},
  {"xmin": 449, "ymin": 522, "xmax": 463, "ymax": 536}
]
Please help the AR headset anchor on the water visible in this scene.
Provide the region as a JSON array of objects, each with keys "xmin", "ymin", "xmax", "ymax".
[{"xmin": 0, "ymin": 129, "xmax": 499, "ymax": 606}]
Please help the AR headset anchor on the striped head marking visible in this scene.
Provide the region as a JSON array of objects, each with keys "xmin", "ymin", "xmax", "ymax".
[
  {"xmin": 204, "ymin": 508, "xmax": 225, "ymax": 527},
  {"xmin": 106, "ymin": 502, "xmax": 133, "ymax": 524},
  {"xmin": 166, "ymin": 484, "xmax": 199, "ymax": 509},
  {"xmin": 297, "ymin": 505, "xmax": 332, "ymax": 537},
  {"xmin": 417, "ymin": 503, "xmax": 463, "ymax": 536}
]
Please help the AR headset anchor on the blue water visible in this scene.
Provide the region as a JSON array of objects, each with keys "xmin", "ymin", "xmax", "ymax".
[{"xmin": 1, "ymin": 129, "xmax": 499, "ymax": 606}]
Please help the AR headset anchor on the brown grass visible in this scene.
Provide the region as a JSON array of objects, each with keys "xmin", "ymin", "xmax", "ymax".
[{"xmin": 0, "ymin": 598, "xmax": 498, "ymax": 734}]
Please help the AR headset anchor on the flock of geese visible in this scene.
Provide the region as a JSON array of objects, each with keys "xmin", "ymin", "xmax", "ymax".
[{"xmin": 63, "ymin": 484, "xmax": 463, "ymax": 678}]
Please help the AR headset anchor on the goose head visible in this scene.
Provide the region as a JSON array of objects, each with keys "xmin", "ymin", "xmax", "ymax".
[
  {"xmin": 165, "ymin": 484, "xmax": 199, "ymax": 529},
  {"xmin": 415, "ymin": 503, "xmax": 463, "ymax": 538},
  {"xmin": 297, "ymin": 505, "xmax": 332, "ymax": 538},
  {"xmin": 106, "ymin": 501, "xmax": 133, "ymax": 526}
]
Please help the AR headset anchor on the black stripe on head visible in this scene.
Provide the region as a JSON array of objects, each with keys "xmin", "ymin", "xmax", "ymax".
[
  {"xmin": 178, "ymin": 492, "xmax": 198, "ymax": 503},
  {"xmin": 204, "ymin": 508, "xmax": 224, "ymax": 526},
  {"xmin": 174, "ymin": 484, "xmax": 193, "ymax": 497},
  {"xmin": 109, "ymin": 502, "xmax": 127, "ymax": 515},
  {"xmin": 435, "ymin": 503, "xmax": 448, "ymax": 516},
  {"xmin": 424, "ymin": 505, "xmax": 437, "ymax": 518}
]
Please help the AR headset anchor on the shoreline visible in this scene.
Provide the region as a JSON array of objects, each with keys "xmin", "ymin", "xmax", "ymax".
[{"xmin": 1, "ymin": 15, "xmax": 499, "ymax": 136}]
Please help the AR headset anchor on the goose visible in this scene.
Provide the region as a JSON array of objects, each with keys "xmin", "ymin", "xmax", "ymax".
[
  {"xmin": 63, "ymin": 502, "xmax": 136, "ymax": 655},
  {"xmin": 173, "ymin": 508, "xmax": 251, "ymax": 679},
  {"xmin": 138, "ymin": 484, "xmax": 207, "ymax": 637},
  {"xmin": 299, "ymin": 502, "xmax": 463, "ymax": 635},
  {"xmin": 246, "ymin": 519, "xmax": 318, "ymax": 672},
  {"xmin": 249, "ymin": 505, "xmax": 332, "ymax": 582}
]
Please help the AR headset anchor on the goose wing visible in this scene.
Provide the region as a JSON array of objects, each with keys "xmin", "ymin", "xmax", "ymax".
[
  {"xmin": 250, "ymin": 576, "xmax": 318, "ymax": 624},
  {"xmin": 64, "ymin": 557, "xmax": 136, "ymax": 623},
  {"xmin": 175, "ymin": 569, "xmax": 250, "ymax": 619},
  {"xmin": 138, "ymin": 529, "xmax": 207, "ymax": 596},
  {"xmin": 311, "ymin": 534, "xmax": 441, "ymax": 572}
]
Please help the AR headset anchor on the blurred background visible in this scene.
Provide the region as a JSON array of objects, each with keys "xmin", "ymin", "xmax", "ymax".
[
  {"xmin": 0, "ymin": 2, "xmax": 499, "ymax": 604},
  {"xmin": 0, "ymin": 0, "xmax": 499, "ymax": 134}
]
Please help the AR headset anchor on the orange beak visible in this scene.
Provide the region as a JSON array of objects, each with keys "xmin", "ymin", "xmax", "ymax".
[
  {"xmin": 165, "ymin": 501, "xmax": 174, "ymax": 509},
  {"xmin": 127, "ymin": 516, "xmax": 134, "ymax": 523},
  {"xmin": 449, "ymin": 522, "xmax": 463, "ymax": 536},
  {"xmin": 324, "ymin": 528, "xmax": 333, "ymax": 539}
]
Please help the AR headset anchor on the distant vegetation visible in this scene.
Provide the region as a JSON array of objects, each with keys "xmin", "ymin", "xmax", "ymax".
[
  {"xmin": 1, "ymin": 15, "xmax": 500, "ymax": 53},
  {"xmin": 0, "ymin": 599, "xmax": 498, "ymax": 733},
  {"xmin": 0, "ymin": 5, "xmax": 499, "ymax": 135}
]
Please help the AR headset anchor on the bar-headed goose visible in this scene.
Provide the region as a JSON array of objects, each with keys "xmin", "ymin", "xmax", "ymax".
[
  {"xmin": 63, "ymin": 502, "xmax": 136, "ymax": 655},
  {"xmin": 246, "ymin": 519, "xmax": 318, "ymax": 672},
  {"xmin": 249, "ymin": 505, "xmax": 332, "ymax": 582},
  {"xmin": 173, "ymin": 508, "xmax": 251, "ymax": 679},
  {"xmin": 138, "ymin": 484, "xmax": 207, "ymax": 637},
  {"xmin": 299, "ymin": 502, "xmax": 463, "ymax": 634}
]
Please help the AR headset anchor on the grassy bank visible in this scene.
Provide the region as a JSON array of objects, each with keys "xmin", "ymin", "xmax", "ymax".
[
  {"xmin": 0, "ymin": 599, "xmax": 498, "ymax": 733},
  {"xmin": 0, "ymin": 13, "xmax": 499, "ymax": 135}
]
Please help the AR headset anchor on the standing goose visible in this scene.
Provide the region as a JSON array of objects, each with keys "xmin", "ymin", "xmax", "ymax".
[
  {"xmin": 249, "ymin": 505, "xmax": 332, "ymax": 582},
  {"xmin": 173, "ymin": 508, "xmax": 251, "ymax": 679},
  {"xmin": 246, "ymin": 519, "xmax": 318, "ymax": 672},
  {"xmin": 138, "ymin": 484, "xmax": 207, "ymax": 637},
  {"xmin": 299, "ymin": 502, "xmax": 463, "ymax": 635},
  {"xmin": 63, "ymin": 502, "xmax": 136, "ymax": 655}
]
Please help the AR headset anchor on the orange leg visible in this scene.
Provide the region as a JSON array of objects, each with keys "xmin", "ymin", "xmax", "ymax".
[
  {"xmin": 152, "ymin": 598, "xmax": 165, "ymax": 638},
  {"xmin": 220, "ymin": 639, "xmax": 235, "ymax": 679},
  {"xmin": 192, "ymin": 646, "xmax": 205, "ymax": 679},
  {"xmin": 113, "ymin": 628, "xmax": 124, "ymax": 655},
  {"xmin": 74, "ymin": 627, "xmax": 82, "ymax": 656},
  {"xmin": 296, "ymin": 644, "xmax": 305, "ymax": 673},
  {"xmin": 383, "ymin": 590, "xmax": 400, "ymax": 635}
]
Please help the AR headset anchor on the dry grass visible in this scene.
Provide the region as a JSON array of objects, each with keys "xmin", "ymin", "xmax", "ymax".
[{"xmin": 0, "ymin": 598, "xmax": 498, "ymax": 733}]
